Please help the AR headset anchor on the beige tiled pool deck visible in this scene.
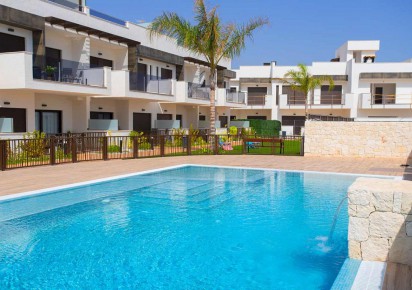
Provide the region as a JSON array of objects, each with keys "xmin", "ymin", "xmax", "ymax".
[{"xmin": 0, "ymin": 155, "xmax": 409, "ymax": 197}]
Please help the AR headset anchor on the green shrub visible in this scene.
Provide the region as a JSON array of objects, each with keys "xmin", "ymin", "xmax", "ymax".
[
  {"xmin": 108, "ymin": 145, "xmax": 121, "ymax": 153},
  {"xmin": 237, "ymin": 119, "xmax": 281, "ymax": 136},
  {"xmin": 20, "ymin": 130, "xmax": 46, "ymax": 158},
  {"xmin": 229, "ymin": 126, "xmax": 238, "ymax": 136}
]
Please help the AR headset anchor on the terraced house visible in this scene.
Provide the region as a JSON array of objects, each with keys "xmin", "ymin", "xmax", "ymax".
[
  {"xmin": 0, "ymin": 0, "xmax": 411, "ymax": 138},
  {"xmin": 230, "ymin": 41, "xmax": 412, "ymax": 135},
  {"xmin": 0, "ymin": 0, "xmax": 240, "ymax": 138}
]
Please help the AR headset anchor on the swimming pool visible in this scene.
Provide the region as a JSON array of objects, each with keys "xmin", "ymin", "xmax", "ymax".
[{"xmin": 0, "ymin": 165, "xmax": 358, "ymax": 289}]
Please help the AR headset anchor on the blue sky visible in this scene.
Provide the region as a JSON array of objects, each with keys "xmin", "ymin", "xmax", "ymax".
[{"xmin": 88, "ymin": 0, "xmax": 412, "ymax": 68}]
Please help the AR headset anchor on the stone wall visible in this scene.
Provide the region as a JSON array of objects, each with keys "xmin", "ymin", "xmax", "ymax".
[
  {"xmin": 304, "ymin": 121, "xmax": 412, "ymax": 158},
  {"xmin": 348, "ymin": 178, "xmax": 412, "ymax": 265}
]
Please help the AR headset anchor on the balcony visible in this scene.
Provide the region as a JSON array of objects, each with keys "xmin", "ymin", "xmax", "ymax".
[
  {"xmin": 0, "ymin": 52, "xmax": 110, "ymax": 96},
  {"xmin": 33, "ymin": 59, "xmax": 106, "ymax": 88},
  {"xmin": 360, "ymin": 93, "xmax": 412, "ymax": 109},
  {"xmin": 188, "ymin": 82, "xmax": 210, "ymax": 100},
  {"xmin": 129, "ymin": 73, "xmax": 173, "ymax": 95},
  {"xmin": 279, "ymin": 94, "xmax": 351, "ymax": 109},
  {"xmin": 226, "ymin": 91, "xmax": 246, "ymax": 104},
  {"xmin": 247, "ymin": 95, "xmax": 266, "ymax": 106}
]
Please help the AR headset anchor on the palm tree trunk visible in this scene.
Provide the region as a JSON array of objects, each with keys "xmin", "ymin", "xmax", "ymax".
[
  {"xmin": 209, "ymin": 73, "xmax": 216, "ymax": 135},
  {"xmin": 305, "ymin": 93, "xmax": 309, "ymax": 120}
]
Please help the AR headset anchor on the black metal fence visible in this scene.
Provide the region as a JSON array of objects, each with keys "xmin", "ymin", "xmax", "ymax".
[{"xmin": 0, "ymin": 134, "xmax": 304, "ymax": 171}]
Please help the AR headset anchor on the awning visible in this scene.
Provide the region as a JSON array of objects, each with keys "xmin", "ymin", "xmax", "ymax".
[{"xmin": 45, "ymin": 16, "xmax": 139, "ymax": 46}]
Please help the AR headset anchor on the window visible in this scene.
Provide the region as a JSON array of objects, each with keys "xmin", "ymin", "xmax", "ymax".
[
  {"xmin": 90, "ymin": 56, "xmax": 113, "ymax": 69},
  {"xmin": 320, "ymin": 85, "xmax": 342, "ymax": 104},
  {"xmin": 283, "ymin": 86, "xmax": 306, "ymax": 105},
  {"xmin": 0, "ymin": 108, "xmax": 26, "ymax": 132},
  {"xmin": 199, "ymin": 115, "xmax": 206, "ymax": 121},
  {"xmin": 229, "ymin": 87, "xmax": 237, "ymax": 93},
  {"xmin": 0, "ymin": 32, "xmax": 25, "ymax": 53},
  {"xmin": 45, "ymin": 47, "xmax": 62, "ymax": 68},
  {"xmin": 161, "ymin": 68, "xmax": 173, "ymax": 80},
  {"xmin": 35, "ymin": 110, "xmax": 62, "ymax": 134},
  {"xmin": 90, "ymin": 112, "xmax": 113, "ymax": 120},
  {"xmin": 157, "ymin": 114, "xmax": 173, "ymax": 120},
  {"xmin": 247, "ymin": 87, "xmax": 267, "ymax": 105}
]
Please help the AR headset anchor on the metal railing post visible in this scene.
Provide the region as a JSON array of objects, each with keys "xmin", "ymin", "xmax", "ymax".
[
  {"xmin": 71, "ymin": 137, "xmax": 77, "ymax": 163},
  {"xmin": 50, "ymin": 137, "xmax": 56, "ymax": 165},
  {"xmin": 300, "ymin": 136, "xmax": 305, "ymax": 156},
  {"xmin": 214, "ymin": 135, "xmax": 219, "ymax": 155},
  {"xmin": 160, "ymin": 135, "xmax": 165, "ymax": 157},
  {"xmin": 187, "ymin": 134, "xmax": 192, "ymax": 155},
  {"xmin": 133, "ymin": 136, "xmax": 139, "ymax": 159},
  {"xmin": 102, "ymin": 136, "xmax": 108, "ymax": 160},
  {"xmin": 0, "ymin": 140, "xmax": 6, "ymax": 171}
]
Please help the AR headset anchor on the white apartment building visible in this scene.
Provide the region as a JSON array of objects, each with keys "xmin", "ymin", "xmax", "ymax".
[
  {"xmin": 230, "ymin": 40, "xmax": 412, "ymax": 135},
  {"xmin": 0, "ymin": 1, "xmax": 411, "ymax": 138},
  {"xmin": 0, "ymin": 0, "xmax": 241, "ymax": 137}
]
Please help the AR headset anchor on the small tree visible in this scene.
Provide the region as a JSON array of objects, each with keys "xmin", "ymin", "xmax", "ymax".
[
  {"xmin": 149, "ymin": 0, "xmax": 268, "ymax": 134},
  {"xmin": 283, "ymin": 64, "xmax": 334, "ymax": 119}
]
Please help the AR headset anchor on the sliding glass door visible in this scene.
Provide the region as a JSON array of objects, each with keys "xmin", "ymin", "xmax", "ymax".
[{"xmin": 35, "ymin": 110, "xmax": 62, "ymax": 134}]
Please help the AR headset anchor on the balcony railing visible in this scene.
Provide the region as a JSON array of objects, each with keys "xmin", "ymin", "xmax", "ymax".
[
  {"xmin": 285, "ymin": 94, "xmax": 344, "ymax": 105},
  {"xmin": 89, "ymin": 8, "xmax": 127, "ymax": 26},
  {"xmin": 188, "ymin": 82, "xmax": 210, "ymax": 100},
  {"xmin": 247, "ymin": 95, "xmax": 266, "ymax": 106},
  {"xmin": 33, "ymin": 59, "xmax": 105, "ymax": 87},
  {"xmin": 47, "ymin": 0, "xmax": 83, "ymax": 11},
  {"xmin": 364, "ymin": 94, "xmax": 412, "ymax": 108},
  {"xmin": 129, "ymin": 74, "xmax": 173, "ymax": 95},
  {"xmin": 226, "ymin": 91, "xmax": 246, "ymax": 104}
]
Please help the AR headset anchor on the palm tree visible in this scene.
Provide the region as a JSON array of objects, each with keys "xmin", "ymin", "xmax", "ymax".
[
  {"xmin": 149, "ymin": 0, "xmax": 268, "ymax": 134},
  {"xmin": 283, "ymin": 64, "xmax": 334, "ymax": 119}
]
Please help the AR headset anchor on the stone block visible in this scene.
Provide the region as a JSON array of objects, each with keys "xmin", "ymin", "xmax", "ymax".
[
  {"xmin": 369, "ymin": 212, "xmax": 405, "ymax": 238},
  {"xmin": 349, "ymin": 240, "xmax": 362, "ymax": 259},
  {"xmin": 361, "ymin": 237, "xmax": 389, "ymax": 261},
  {"xmin": 349, "ymin": 217, "xmax": 369, "ymax": 242}
]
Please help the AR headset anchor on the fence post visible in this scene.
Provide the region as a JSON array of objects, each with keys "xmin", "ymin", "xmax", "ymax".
[
  {"xmin": 71, "ymin": 137, "xmax": 77, "ymax": 163},
  {"xmin": 102, "ymin": 136, "xmax": 108, "ymax": 160},
  {"xmin": 0, "ymin": 140, "xmax": 6, "ymax": 171},
  {"xmin": 242, "ymin": 137, "xmax": 247, "ymax": 154},
  {"xmin": 213, "ymin": 135, "xmax": 219, "ymax": 155},
  {"xmin": 187, "ymin": 134, "xmax": 192, "ymax": 155},
  {"xmin": 50, "ymin": 137, "xmax": 56, "ymax": 165},
  {"xmin": 133, "ymin": 136, "xmax": 138, "ymax": 159},
  {"xmin": 300, "ymin": 136, "xmax": 305, "ymax": 156},
  {"xmin": 160, "ymin": 135, "xmax": 165, "ymax": 157}
]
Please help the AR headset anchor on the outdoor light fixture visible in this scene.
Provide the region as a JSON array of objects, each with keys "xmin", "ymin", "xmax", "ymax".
[
  {"xmin": 3, "ymin": 101, "xmax": 10, "ymax": 105},
  {"xmin": 142, "ymin": 109, "xmax": 146, "ymax": 112},
  {"xmin": 256, "ymin": 112, "xmax": 259, "ymax": 115},
  {"xmin": 98, "ymin": 52, "xmax": 103, "ymax": 56},
  {"xmin": 139, "ymin": 58, "xmax": 144, "ymax": 61},
  {"xmin": 42, "ymin": 104, "xmax": 47, "ymax": 107},
  {"xmin": 7, "ymin": 28, "xmax": 14, "ymax": 32},
  {"xmin": 223, "ymin": 113, "xmax": 226, "ymax": 116},
  {"xmin": 98, "ymin": 107, "xmax": 103, "ymax": 110},
  {"xmin": 166, "ymin": 65, "xmax": 170, "ymax": 68},
  {"xmin": 293, "ymin": 113, "xmax": 296, "ymax": 116},
  {"xmin": 164, "ymin": 110, "xmax": 168, "ymax": 112}
]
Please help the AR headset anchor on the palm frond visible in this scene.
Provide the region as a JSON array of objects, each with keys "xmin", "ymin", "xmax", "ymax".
[{"xmin": 219, "ymin": 17, "xmax": 268, "ymax": 61}]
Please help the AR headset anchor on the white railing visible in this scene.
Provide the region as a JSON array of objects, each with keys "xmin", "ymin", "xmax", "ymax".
[
  {"xmin": 360, "ymin": 93, "xmax": 412, "ymax": 108},
  {"xmin": 146, "ymin": 79, "xmax": 173, "ymax": 95},
  {"xmin": 226, "ymin": 91, "xmax": 246, "ymax": 104}
]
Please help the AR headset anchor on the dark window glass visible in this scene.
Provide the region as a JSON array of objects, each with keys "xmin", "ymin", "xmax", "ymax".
[
  {"xmin": 90, "ymin": 56, "xmax": 113, "ymax": 69},
  {"xmin": 0, "ymin": 108, "xmax": 26, "ymax": 132},
  {"xmin": 0, "ymin": 32, "xmax": 25, "ymax": 53},
  {"xmin": 90, "ymin": 111, "xmax": 113, "ymax": 120},
  {"xmin": 157, "ymin": 114, "xmax": 172, "ymax": 120},
  {"xmin": 199, "ymin": 115, "xmax": 206, "ymax": 121},
  {"xmin": 161, "ymin": 68, "xmax": 173, "ymax": 80}
]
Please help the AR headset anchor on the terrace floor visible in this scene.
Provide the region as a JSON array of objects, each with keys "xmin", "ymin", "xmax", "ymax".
[{"xmin": 0, "ymin": 155, "xmax": 408, "ymax": 197}]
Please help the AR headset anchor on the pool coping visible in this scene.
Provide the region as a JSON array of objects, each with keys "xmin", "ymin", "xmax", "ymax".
[
  {"xmin": 0, "ymin": 163, "xmax": 396, "ymax": 202},
  {"xmin": 0, "ymin": 164, "xmax": 396, "ymax": 289}
]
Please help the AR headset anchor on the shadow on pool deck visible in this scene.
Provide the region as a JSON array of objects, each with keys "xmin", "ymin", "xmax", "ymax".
[{"xmin": 402, "ymin": 150, "xmax": 412, "ymax": 181}]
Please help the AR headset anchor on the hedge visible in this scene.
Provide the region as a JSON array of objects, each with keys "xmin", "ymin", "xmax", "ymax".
[{"xmin": 237, "ymin": 119, "xmax": 281, "ymax": 136}]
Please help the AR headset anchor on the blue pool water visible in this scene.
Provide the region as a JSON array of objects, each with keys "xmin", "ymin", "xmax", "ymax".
[{"xmin": 0, "ymin": 166, "xmax": 358, "ymax": 289}]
